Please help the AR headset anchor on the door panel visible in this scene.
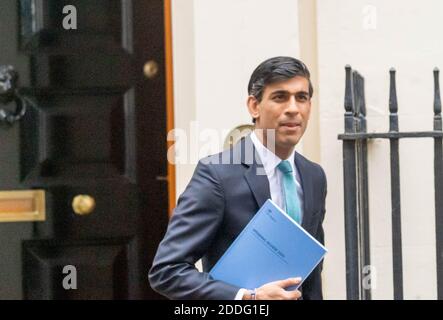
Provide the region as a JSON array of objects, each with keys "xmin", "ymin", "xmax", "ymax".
[
  {"xmin": 20, "ymin": 91, "xmax": 132, "ymax": 183},
  {"xmin": 23, "ymin": 238, "xmax": 132, "ymax": 300},
  {"xmin": 0, "ymin": 0, "xmax": 169, "ymax": 299},
  {"xmin": 29, "ymin": 55, "xmax": 133, "ymax": 88},
  {"xmin": 20, "ymin": 0, "xmax": 130, "ymax": 53}
]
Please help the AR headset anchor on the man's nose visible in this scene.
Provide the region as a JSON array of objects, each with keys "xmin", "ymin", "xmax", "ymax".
[{"xmin": 286, "ymin": 96, "xmax": 300, "ymax": 113}]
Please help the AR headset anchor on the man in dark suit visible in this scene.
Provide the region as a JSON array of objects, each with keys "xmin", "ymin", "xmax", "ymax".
[{"xmin": 149, "ymin": 56, "xmax": 327, "ymax": 300}]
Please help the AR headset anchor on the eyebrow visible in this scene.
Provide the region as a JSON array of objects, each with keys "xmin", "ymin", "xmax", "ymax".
[{"xmin": 270, "ymin": 90, "xmax": 310, "ymax": 96}]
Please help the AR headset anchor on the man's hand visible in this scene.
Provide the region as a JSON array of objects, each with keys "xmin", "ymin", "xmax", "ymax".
[{"xmin": 242, "ymin": 277, "xmax": 302, "ymax": 300}]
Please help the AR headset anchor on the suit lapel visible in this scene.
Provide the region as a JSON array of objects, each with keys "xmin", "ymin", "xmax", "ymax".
[
  {"xmin": 238, "ymin": 135, "xmax": 271, "ymax": 209},
  {"xmin": 294, "ymin": 152, "xmax": 314, "ymax": 231},
  {"xmin": 244, "ymin": 165, "xmax": 271, "ymax": 209}
]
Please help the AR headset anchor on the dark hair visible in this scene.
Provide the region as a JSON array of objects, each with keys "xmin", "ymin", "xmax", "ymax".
[{"xmin": 248, "ymin": 56, "xmax": 313, "ymax": 123}]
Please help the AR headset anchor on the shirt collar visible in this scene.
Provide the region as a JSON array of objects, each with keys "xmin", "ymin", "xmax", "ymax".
[{"xmin": 250, "ymin": 131, "xmax": 296, "ymax": 175}]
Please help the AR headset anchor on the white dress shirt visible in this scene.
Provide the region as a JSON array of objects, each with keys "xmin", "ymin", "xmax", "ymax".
[{"xmin": 234, "ymin": 132, "xmax": 304, "ymax": 300}]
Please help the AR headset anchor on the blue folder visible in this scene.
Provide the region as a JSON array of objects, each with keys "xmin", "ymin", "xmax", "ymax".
[{"xmin": 209, "ymin": 199, "xmax": 327, "ymax": 290}]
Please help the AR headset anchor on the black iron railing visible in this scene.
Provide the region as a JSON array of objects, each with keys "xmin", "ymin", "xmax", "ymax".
[{"xmin": 338, "ymin": 65, "xmax": 443, "ymax": 300}]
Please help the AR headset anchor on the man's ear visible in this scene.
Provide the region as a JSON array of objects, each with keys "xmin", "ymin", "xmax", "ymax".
[
  {"xmin": 305, "ymin": 99, "xmax": 312, "ymax": 121},
  {"xmin": 247, "ymin": 95, "xmax": 260, "ymax": 122}
]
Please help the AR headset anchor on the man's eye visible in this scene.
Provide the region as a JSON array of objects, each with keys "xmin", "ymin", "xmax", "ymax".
[
  {"xmin": 297, "ymin": 95, "xmax": 308, "ymax": 102},
  {"xmin": 273, "ymin": 95, "xmax": 286, "ymax": 101}
]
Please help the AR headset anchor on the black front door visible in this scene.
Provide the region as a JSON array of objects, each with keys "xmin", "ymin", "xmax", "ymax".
[{"xmin": 0, "ymin": 0, "xmax": 169, "ymax": 299}]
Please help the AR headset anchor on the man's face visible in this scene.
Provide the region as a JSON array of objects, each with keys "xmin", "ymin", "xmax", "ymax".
[{"xmin": 248, "ymin": 76, "xmax": 312, "ymax": 151}]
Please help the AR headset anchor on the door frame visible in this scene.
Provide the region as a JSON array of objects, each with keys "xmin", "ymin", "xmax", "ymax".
[{"xmin": 164, "ymin": 0, "xmax": 176, "ymax": 217}]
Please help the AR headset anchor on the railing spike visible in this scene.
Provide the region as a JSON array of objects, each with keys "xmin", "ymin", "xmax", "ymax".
[
  {"xmin": 389, "ymin": 68, "xmax": 398, "ymax": 114},
  {"xmin": 434, "ymin": 68, "xmax": 441, "ymax": 116},
  {"xmin": 345, "ymin": 65, "xmax": 353, "ymax": 113}
]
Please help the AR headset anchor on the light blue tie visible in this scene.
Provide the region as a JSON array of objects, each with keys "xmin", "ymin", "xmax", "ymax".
[{"xmin": 277, "ymin": 160, "xmax": 302, "ymax": 224}]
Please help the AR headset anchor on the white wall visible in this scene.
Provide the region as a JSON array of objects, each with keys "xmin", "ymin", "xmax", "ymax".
[
  {"xmin": 317, "ymin": 0, "xmax": 441, "ymax": 299},
  {"xmin": 172, "ymin": 0, "xmax": 301, "ymax": 197},
  {"xmin": 171, "ymin": 0, "xmax": 197, "ymax": 200}
]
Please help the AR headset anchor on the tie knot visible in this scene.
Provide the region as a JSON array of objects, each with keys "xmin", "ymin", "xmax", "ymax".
[{"xmin": 277, "ymin": 160, "xmax": 293, "ymax": 174}]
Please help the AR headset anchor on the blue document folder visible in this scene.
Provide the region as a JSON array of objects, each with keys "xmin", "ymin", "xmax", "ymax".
[{"xmin": 209, "ymin": 199, "xmax": 327, "ymax": 290}]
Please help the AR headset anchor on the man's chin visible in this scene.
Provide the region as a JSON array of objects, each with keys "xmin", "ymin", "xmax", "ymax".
[{"xmin": 277, "ymin": 136, "xmax": 300, "ymax": 149}]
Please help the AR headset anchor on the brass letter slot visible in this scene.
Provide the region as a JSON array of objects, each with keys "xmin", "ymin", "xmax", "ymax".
[{"xmin": 0, "ymin": 190, "xmax": 45, "ymax": 222}]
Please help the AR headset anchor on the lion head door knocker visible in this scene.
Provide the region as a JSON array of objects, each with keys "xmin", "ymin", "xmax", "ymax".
[{"xmin": 0, "ymin": 65, "xmax": 29, "ymax": 124}]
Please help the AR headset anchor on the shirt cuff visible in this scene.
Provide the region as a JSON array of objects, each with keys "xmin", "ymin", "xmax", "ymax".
[{"xmin": 234, "ymin": 288, "xmax": 248, "ymax": 300}]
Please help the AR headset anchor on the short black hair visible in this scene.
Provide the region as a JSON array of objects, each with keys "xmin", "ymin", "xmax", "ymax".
[{"xmin": 248, "ymin": 56, "xmax": 313, "ymax": 123}]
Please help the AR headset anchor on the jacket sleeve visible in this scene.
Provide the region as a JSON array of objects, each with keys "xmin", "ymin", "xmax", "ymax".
[{"xmin": 148, "ymin": 160, "xmax": 241, "ymax": 300}]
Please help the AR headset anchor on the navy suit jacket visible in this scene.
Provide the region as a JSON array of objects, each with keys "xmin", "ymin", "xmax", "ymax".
[{"xmin": 149, "ymin": 135, "xmax": 327, "ymax": 300}]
